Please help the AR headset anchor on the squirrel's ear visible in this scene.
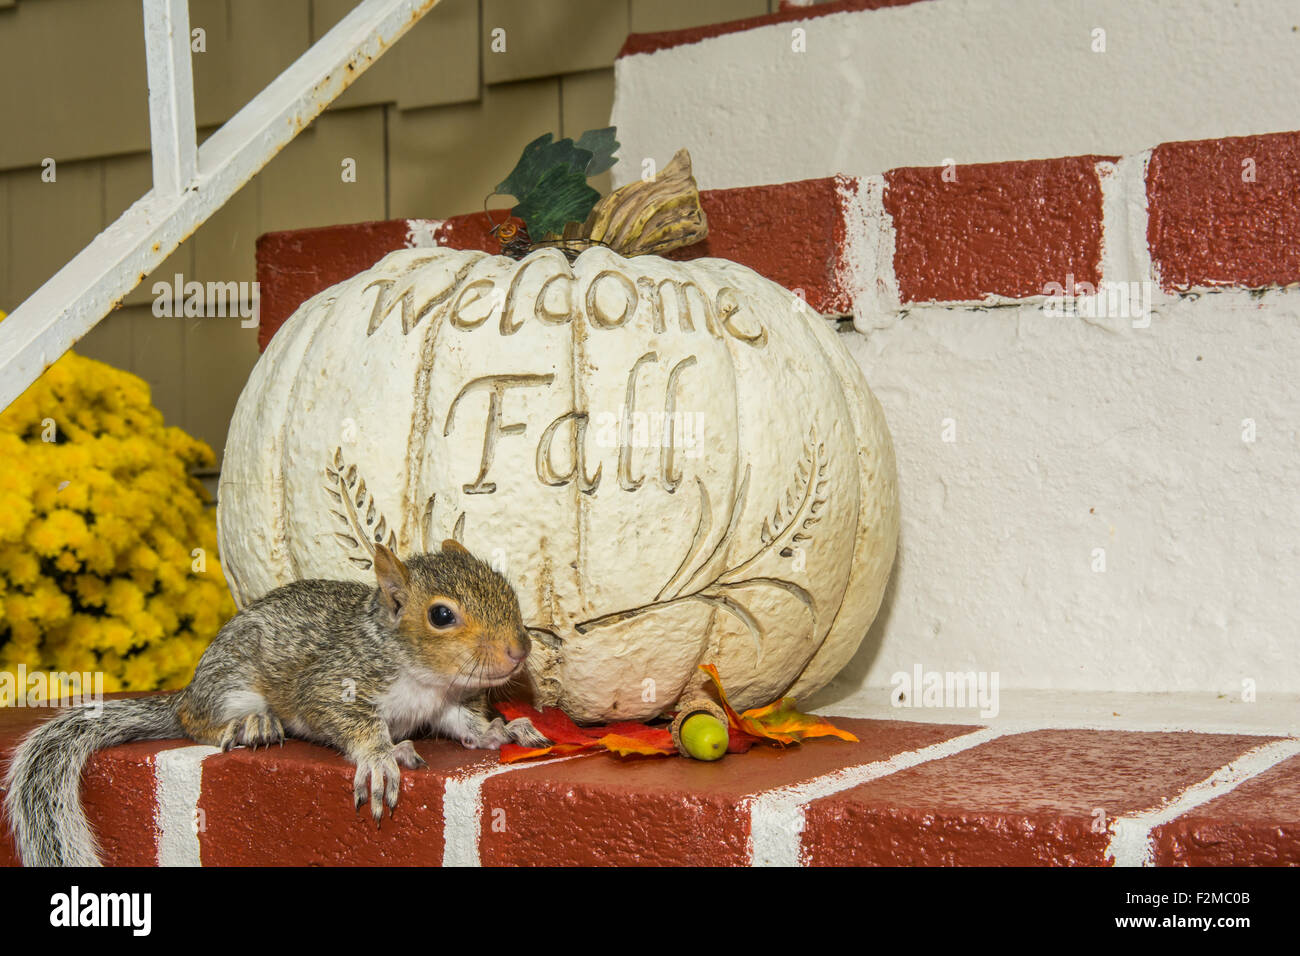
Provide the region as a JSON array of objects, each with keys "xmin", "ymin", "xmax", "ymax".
[
  {"xmin": 441, "ymin": 538, "xmax": 469, "ymax": 556},
  {"xmin": 373, "ymin": 543, "xmax": 410, "ymax": 613}
]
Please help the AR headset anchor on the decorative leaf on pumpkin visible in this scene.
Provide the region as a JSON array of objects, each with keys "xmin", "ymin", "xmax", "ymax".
[
  {"xmin": 494, "ymin": 132, "xmax": 606, "ymax": 240},
  {"xmin": 510, "ymin": 164, "xmax": 601, "ymax": 239},
  {"xmin": 760, "ymin": 427, "xmax": 828, "ymax": 551},
  {"xmin": 495, "ymin": 133, "xmax": 591, "ymax": 201},
  {"xmin": 323, "ymin": 447, "xmax": 397, "ymax": 570},
  {"xmin": 575, "ymin": 126, "xmax": 620, "ymax": 176},
  {"xmin": 582, "ymin": 148, "xmax": 707, "ymax": 256}
]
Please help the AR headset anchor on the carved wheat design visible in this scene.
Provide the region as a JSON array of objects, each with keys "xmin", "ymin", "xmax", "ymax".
[
  {"xmin": 728, "ymin": 427, "xmax": 827, "ymax": 579},
  {"xmin": 324, "ymin": 447, "xmax": 397, "ymax": 570},
  {"xmin": 575, "ymin": 427, "xmax": 827, "ymax": 662},
  {"xmin": 420, "ymin": 493, "xmax": 467, "ymax": 552}
]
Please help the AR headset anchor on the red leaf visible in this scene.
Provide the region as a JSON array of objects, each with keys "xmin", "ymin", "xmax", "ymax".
[
  {"xmin": 496, "ymin": 701, "xmax": 600, "ymax": 746},
  {"xmin": 726, "ymin": 730, "xmax": 761, "ymax": 754}
]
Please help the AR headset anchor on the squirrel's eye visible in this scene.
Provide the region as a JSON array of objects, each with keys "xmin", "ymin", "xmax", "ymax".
[{"xmin": 428, "ymin": 603, "xmax": 457, "ymax": 629}]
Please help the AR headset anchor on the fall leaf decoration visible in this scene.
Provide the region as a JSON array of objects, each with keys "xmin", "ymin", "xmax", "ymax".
[
  {"xmin": 489, "ymin": 126, "xmax": 708, "ymax": 260},
  {"xmin": 698, "ymin": 663, "xmax": 858, "ymax": 747},
  {"xmin": 497, "ymin": 664, "xmax": 855, "ymax": 764},
  {"xmin": 497, "ymin": 701, "xmax": 675, "ymax": 763}
]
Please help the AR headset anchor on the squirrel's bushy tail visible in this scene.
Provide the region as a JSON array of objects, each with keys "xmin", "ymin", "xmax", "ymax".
[{"xmin": 3, "ymin": 696, "xmax": 182, "ymax": 867}]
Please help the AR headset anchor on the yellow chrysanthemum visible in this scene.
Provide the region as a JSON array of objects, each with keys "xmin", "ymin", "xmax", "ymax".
[
  {"xmin": 28, "ymin": 584, "xmax": 72, "ymax": 625},
  {"xmin": 104, "ymin": 578, "xmax": 145, "ymax": 619},
  {"xmin": 0, "ymin": 547, "xmax": 40, "ymax": 587},
  {"xmin": 0, "ymin": 349, "xmax": 234, "ymax": 694}
]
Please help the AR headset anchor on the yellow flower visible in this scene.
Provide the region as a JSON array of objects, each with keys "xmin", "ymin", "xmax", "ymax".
[
  {"xmin": 65, "ymin": 613, "xmax": 100, "ymax": 648},
  {"xmin": 0, "ymin": 547, "xmax": 40, "ymax": 587},
  {"xmin": 73, "ymin": 574, "xmax": 108, "ymax": 607},
  {"xmin": 4, "ymin": 594, "xmax": 30, "ymax": 622},
  {"xmin": 122, "ymin": 656, "xmax": 158, "ymax": 689},
  {"xmin": 25, "ymin": 517, "xmax": 65, "ymax": 557},
  {"xmin": 104, "ymin": 578, "xmax": 145, "ymax": 619},
  {"xmin": 126, "ymin": 610, "xmax": 164, "ymax": 644},
  {"xmin": 54, "ymin": 551, "xmax": 81, "ymax": 573},
  {"xmin": 0, "ymin": 350, "xmax": 234, "ymax": 696},
  {"xmin": 28, "ymin": 584, "xmax": 72, "ymax": 625},
  {"xmin": 98, "ymin": 618, "xmax": 135, "ymax": 655}
]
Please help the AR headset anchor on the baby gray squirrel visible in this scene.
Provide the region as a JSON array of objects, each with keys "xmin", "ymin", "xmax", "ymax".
[{"xmin": 2, "ymin": 540, "xmax": 549, "ymax": 866}]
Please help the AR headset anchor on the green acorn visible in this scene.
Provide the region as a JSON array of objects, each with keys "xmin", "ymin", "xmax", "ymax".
[{"xmin": 670, "ymin": 699, "xmax": 730, "ymax": 761}]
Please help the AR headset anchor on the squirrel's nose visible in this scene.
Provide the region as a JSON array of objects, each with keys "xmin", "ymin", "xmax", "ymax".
[{"xmin": 508, "ymin": 630, "xmax": 531, "ymax": 662}]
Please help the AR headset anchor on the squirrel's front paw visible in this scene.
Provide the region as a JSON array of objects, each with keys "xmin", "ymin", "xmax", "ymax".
[
  {"xmin": 458, "ymin": 716, "xmax": 551, "ymax": 750},
  {"xmin": 352, "ymin": 743, "xmax": 421, "ymax": 825},
  {"xmin": 505, "ymin": 716, "xmax": 550, "ymax": 748},
  {"xmin": 459, "ymin": 717, "xmax": 512, "ymax": 750}
]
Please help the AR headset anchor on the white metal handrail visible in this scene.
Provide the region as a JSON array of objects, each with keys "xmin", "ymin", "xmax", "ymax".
[{"xmin": 0, "ymin": 0, "xmax": 441, "ymax": 411}]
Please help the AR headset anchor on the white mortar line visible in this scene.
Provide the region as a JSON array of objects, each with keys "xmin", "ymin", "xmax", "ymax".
[
  {"xmin": 1106, "ymin": 736, "xmax": 1300, "ymax": 867},
  {"xmin": 1094, "ymin": 150, "xmax": 1160, "ymax": 329},
  {"xmin": 817, "ymin": 709, "xmax": 1300, "ymax": 738},
  {"xmin": 442, "ymin": 754, "xmax": 588, "ymax": 867},
  {"xmin": 1119, "ymin": 149, "xmax": 1156, "ymax": 291},
  {"xmin": 154, "ymin": 745, "xmax": 219, "ymax": 867},
  {"xmin": 845, "ymin": 173, "xmax": 900, "ymax": 332},
  {"xmin": 748, "ymin": 726, "xmax": 1006, "ymax": 867}
]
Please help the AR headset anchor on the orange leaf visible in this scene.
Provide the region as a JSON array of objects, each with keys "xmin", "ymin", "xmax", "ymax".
[
  {"xmin": 499, "ymin": 741, "xmax": 593, "ymax": 764},
  {"xmin": 495, "ymin": 704, "xmax": 675, "ymax": 763},
  {"xmin": 596, "ymin": 731, "xmax": 675, "ymax": 757},
  {"xmin": 697, "ymin": 664, "xmax": 858, "ymax": 746},
  {"xmin": 740, "ymin": 697, "xmax": 858, "ymax": 744},
  {"xmin": 698, "ymin": 662, "xmax": 748, "ymax": 730}
]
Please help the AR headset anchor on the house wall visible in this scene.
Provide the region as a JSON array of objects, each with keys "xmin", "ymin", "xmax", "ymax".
[
  {"xmin": 0, "ymin": 0, "xmax": 774, "ymax": 464},
  {"xmin": 613, "ymin": 0, "xmax": 1300, "ymax": 191},
  {"xmin": 609, "ymin": 0, "xmax": 1300, "ymax": 701}
]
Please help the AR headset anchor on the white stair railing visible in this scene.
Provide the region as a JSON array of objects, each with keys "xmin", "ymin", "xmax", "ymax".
[{"xmin": 0, "ymin": 0, "xmax": 442, "ymax": 411}]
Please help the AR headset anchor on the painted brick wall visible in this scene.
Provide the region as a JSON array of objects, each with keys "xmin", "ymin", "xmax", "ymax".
[{"xmin": 255, "ymin": 131, "xmax": 1300, "ymax": 335}]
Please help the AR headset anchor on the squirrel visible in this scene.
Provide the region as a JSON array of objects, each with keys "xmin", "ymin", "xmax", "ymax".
[{"xmin": 2, "ymin": 539, "xmax": 550, "ymax": 867}]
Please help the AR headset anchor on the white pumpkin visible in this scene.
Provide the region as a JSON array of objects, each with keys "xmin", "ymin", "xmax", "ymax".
[{"xmin": 218, "ymin": 246, "xmax": 898, "ymax": 721}]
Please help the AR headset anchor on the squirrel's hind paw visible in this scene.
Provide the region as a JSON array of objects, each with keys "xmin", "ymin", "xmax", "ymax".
[
  {"xmin": 218, "ymin": 712, "xmax": 286, "ymax": 752},
  {"xmin": 392, "ymin": 739, "xmax": 428, "ymax": 770}
]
